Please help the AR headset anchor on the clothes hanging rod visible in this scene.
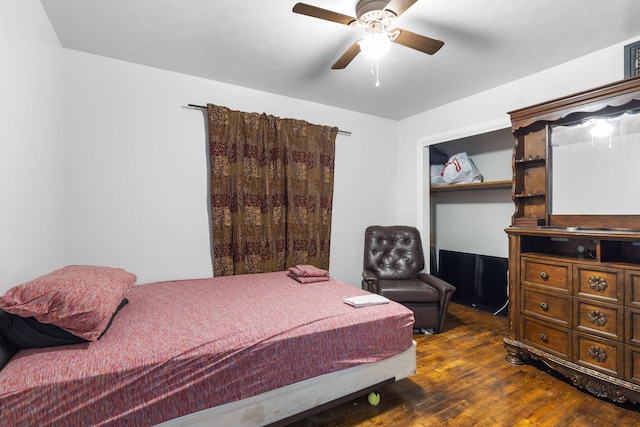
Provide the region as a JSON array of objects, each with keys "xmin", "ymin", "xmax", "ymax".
[{"xmin": 186, "ymin": 104, "xmax": 351, "ymax": 136}]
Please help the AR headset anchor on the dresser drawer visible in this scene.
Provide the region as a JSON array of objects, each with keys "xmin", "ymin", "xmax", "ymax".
[
  {"xmin": 574, "ymin": 265, "xmax": 623, "ymax": 303},
  {"xmin": 625, "ymin": 269, "xmax": 640, "ymax": 308},
  {"xmin": 625, "ymin": 307, "xmax": 640, "ymax": 346},
  {"xmin": 522, "ymin": 317, "xmax": 571, "ymax": 359},
  {"xmin": 522, "ymin": 287, "xmax": 571, "ymax": 326},
  {"xmin": 574, "ymin": 299, "xmax": 623, "ymax": 341},
  {"xmin": 522, "ymin": 258, "xmax": 570, "ymax": 292},
  {"xmin": 574, "ymin": 332, "xmax": 624, "ymax": 378},
  {"xmin": 625, "ymin": 345, "xmax": 640, "ymax": 386}
]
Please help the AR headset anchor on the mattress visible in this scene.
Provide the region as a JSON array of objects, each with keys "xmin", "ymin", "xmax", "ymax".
[
  {"xmin": 159, "ymin": 341, "xmax": 417, "ymax": 426},
  {"xmin": 0, "ymin": 271, "xmax": 414, "ymax": 426}
]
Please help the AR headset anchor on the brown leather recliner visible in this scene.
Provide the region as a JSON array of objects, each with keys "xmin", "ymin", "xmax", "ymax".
[{"xmin": 362, "ymin": 225, "xmax": 456, "ymax": 333}]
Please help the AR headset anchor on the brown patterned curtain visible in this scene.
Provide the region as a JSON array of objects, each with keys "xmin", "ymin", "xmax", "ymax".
[{"xmin": 207, "ymin": 104, "xmax": 338, "ymax": 276}]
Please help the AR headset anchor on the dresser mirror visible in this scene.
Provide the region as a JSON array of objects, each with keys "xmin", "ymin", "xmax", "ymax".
[
  {"xmin": 509, "ymin": 76, "xmax": 640, "ymax": 229},
  {"xmin": 550, "ymin": 106, "xmax": 640, "ymax": 216}
]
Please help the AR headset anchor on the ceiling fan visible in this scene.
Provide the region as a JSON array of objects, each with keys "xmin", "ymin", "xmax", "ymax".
[{"xmin": 292, "ymin": 0, "xmax": 444, "ymax": 69}]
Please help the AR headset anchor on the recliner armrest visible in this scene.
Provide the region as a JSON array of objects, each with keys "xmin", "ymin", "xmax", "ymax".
[
  {"xmin": 417, "ymin": 273, "xmax": 456, "ymax": 333},
  {"xmin": 418, "ymin": 273, "xmax": 456, "ymax": 306},
  {"xmin": 362, "ymin": 269, "xmax": 379, "ymax": 293}
]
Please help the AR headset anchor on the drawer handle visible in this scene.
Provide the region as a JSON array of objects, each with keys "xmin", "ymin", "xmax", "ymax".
[
  {"xmin": 539, "ymin": 333, "xmax": 547, "ymax": 342},
  {"xmin": 540, "ymin": 302, "xmax": 548, "ymax": 311},
  {"xmin": 588, "ymin": 275, "xmax": 608, "ymax": 292},
  {"xmin": 540, "ymin": 272, "xmax": 548, "ymax": 280},
  {"xmin": 587, "ymin": 310, "xmax": 607, "ymax": 327},
  {"xmin": 588, "ymin": 345, "xmax": 608, "ymax": 363}
]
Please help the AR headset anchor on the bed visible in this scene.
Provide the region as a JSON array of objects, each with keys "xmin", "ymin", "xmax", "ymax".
[{"xmin": 0, "ymin": 267, "xmax": 416, "ymax": 426}]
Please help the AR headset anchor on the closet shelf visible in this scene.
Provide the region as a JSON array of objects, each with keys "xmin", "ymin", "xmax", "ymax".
[{"xmin": 430, "ymin": 179, "xmax": 512, "ymax": 193}]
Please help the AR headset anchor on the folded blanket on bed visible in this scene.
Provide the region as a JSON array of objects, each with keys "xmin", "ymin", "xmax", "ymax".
[
  {"xmin": 287, "ymin": 273, "xmax": 330, "ymax": 284},
  {"xmin": 288, "ymin": 265, "xmax": 329, "ymax": 277},
  {"xmin": 287, "ymin": 265, "xmax": 330, "ymax": 283}
]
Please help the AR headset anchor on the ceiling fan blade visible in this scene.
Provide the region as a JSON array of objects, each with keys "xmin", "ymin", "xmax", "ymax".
[
  {"xmin": 384, "ymin": 0, "xmax": 417, "ymax": 17},
  {"xmin": 331, "ymin": 42, "xmax": 361, "ymax": 69},
  {"xmin": 292, "ymin": 3, "xmax": 356, "ymax": 26},
  {"xmin": 393, "ymin": 29, "xmax": 444, "ymax": 55}
]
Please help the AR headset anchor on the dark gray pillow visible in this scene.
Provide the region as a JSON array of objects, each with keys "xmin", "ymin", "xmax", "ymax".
[
  {"xmin": 0, "ymin": 298, "xmax": 128, "ymax": 370},
  {"xmin": 0, "ymin": 309, "xmax": 88, "ymax": 350},
  {"xmin": 0, "ymin": 333, "xmax": 15, "ymax": 370}
]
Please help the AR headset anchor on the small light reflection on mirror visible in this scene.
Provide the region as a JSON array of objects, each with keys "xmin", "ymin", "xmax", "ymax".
[{"xmin": 590, "ymin": 119, "xmax": 613, "ymax": 138}]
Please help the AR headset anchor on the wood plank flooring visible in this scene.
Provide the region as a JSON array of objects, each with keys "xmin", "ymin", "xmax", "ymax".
[{"xmin": 288, "ymin": 302, "xmax": 640, "ymax": 426}]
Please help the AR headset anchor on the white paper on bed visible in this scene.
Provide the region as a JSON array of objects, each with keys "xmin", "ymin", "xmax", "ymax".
[{"xmin": 342, "ymin": 294, "xmax": 390, "ymax": 308}]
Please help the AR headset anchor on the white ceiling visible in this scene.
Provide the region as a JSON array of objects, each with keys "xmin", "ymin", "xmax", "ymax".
[{"xmin": 40, "ymin": 0, "xmax": 640, "ymax": 120}]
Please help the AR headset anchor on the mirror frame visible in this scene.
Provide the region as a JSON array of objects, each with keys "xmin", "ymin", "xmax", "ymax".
[{"xmin": 510, "ymin": 76, "xmax": 640, "ymax": 230}]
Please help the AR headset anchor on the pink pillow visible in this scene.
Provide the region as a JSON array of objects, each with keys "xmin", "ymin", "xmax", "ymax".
[{"xmin": 0, "ymin": 265, "xmax": 136, "ymax": 341}]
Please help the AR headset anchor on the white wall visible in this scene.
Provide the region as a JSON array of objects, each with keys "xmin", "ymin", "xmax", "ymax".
[
  {"xmin": 396, "ymin": 38, "xmax": 637, "ymax": 261},
  {"xmin": 62, "ymin": 50, "xmax": 398, "ymax": 287},
  {"xmin": 0, "ymin": 0, "xmax": 63, "ymax": 293}
]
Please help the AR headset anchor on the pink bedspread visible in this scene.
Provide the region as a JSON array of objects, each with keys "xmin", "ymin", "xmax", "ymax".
[{"xmin": 0, "ymin": 272, "xmax": 414, "ymax": 426}]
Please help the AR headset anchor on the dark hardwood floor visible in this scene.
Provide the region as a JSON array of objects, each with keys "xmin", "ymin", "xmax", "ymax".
[{"xmin": 289, "ymin": 302, "xmax": 640, "ymax": 426}]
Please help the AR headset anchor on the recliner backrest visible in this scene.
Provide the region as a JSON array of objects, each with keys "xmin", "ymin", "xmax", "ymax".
[{"xmin": 363, "ymin": 226, "xmax": 425, "ymax": 280}]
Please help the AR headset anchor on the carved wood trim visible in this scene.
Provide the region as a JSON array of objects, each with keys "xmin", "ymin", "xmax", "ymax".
[
  {"xmin": 509, "ymin": 75, "xmax": 640, "ymax": 132},
  {"xmin": 504, "ymin": 338, "xmax": 640, "ymax": 404}
]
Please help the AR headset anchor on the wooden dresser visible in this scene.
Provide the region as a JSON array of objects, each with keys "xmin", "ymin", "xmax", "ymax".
[
  {"xmin": 504, "ymin": 76, "xmax": 640, "ymax": 404},
  {"xmin": 505, "ymin": 228, "xmax": 640, "ymax": 402}
]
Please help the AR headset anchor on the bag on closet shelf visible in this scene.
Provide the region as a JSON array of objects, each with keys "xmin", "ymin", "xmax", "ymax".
[
  {"xmin": 441, "ymin": 152, "xmax": 483, "ymax": 184},
  {"xmin": 430, "ymin": 164, "xmax": 445, "ymax": 186}
]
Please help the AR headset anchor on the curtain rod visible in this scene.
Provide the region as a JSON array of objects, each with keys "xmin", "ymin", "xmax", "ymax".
[{"xmin": 186, "ymin": 104, "xmax": 352, "ymax": 136}]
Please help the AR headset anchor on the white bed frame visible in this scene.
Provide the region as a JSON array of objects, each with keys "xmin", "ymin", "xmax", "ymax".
[{"xmin": 157, "ymin": 340, "xmax": 417, "ymax": 427}]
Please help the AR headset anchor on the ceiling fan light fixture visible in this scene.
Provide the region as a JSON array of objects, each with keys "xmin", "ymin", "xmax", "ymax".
[
  {"xmin": 292, "ymin": 1, "xmax": 444, "ymax": 70},
  {"xmin": 358, "ymin": 32, "xmax": 391, "ymax": 60}
]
